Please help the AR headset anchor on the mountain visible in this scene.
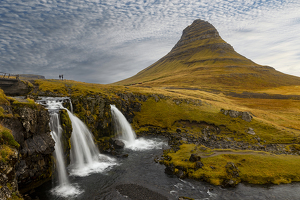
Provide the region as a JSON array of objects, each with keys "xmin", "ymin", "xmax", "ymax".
[{"xmin": 115, "ymin": 19, "xmax": 300, "ymax": 91}]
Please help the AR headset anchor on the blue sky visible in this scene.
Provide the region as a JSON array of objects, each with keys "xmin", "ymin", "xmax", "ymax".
[{"xmin": 0, "ymin": 0, "xmax": 299, "ymax": 83}]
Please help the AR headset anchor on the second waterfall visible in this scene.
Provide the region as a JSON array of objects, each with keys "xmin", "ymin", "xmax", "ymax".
[{"xmin": 110, "ymin": 104, "xmax": 166, "ymax": 151}]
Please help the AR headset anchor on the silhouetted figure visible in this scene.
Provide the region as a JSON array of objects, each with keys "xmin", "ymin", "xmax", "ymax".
[
  {"xmin": 59, "ymin": 75, "xmax": 61, "ymax": 80},
  {"xmin": 62, "ymin": 74, "xmax": 63, "ymax": 80}
]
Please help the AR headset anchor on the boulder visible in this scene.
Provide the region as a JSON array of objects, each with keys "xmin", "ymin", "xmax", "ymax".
[
  {"xmin": 164, "ymin": 163, "xmax": 175, "ymax": 175},
  {"xmin": 241, "ymin": 112, "xmax": 252, "ymax": 122},
  {"xmin": 111, "ymin": 139, "xmax": 125, "ymax": 149},
  {"xmin": 194, "ymin": 161, "xmax": 204, "ymax": 170},
  {"xmin": 247, "ymin": 128, "xmax": 255, "ymax": 135},
  {"xmin": 228, "ymin": 110, "xmax": 241, "ymax": 118},
  {"xmin": 221, "ymin": 109, "xmax": 252, "ymax": 122},
  {"xmin": 189, "ymin": 154, "xmax": 201, "ymax": 162},
  {"xmin": 176, "ymin": 170, "xmax": 186, "ymax": 179}
]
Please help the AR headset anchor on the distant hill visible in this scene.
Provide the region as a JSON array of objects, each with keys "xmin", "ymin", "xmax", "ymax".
[
  {"xmin": 19, "ymin": 74, "xmax": 45, "ymax": 80},
  {"xmin": 114, "ymin": 19, "xmax": 300, "ymax": 91}
]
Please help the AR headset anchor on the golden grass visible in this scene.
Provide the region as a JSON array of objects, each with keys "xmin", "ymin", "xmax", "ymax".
[
  {"xmin": 0, "ymin": 144, "xmax": 14, "ymax": 163},
  {"xmin": 165, "ymin": 144, "xmax": 300, "ymax": 185},
  {"xmin": 0, "ymin": 125, "xmax": 19, "ymax": 149},
  {"xmin": 134, "ymin": 96, "xmax": 298, "ymax": 144}
]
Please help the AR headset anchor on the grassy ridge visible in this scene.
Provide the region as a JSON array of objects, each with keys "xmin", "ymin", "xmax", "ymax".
[{"xmin": 164, "ymin": 144, "xmax": 300, "ymax": 185}]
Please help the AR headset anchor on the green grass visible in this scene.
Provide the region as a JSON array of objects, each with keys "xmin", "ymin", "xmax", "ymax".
[
  {"xmin": 164, "ymin": 144, "xmax": 300, "ymax": 185},
  {"xmin": 134, "ymin": 97, "xmax": 297, "ymax": 144},
  {"xmin": 0, "ymin": 126, "xmax": 20, "ymax": 149}
]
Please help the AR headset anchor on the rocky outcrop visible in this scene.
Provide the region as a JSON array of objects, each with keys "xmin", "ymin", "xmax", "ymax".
[
  {"xmin": 221, "ymin": 109, "xmax": 252, "ymax": 122},
  {"xmin": 0, "ymin": 79, "xmax": 32, "ymax": 96},
  {"xmin": 222, "ymin": 162, "xmax": 240, "ymax": 187},
  {"xmin": 0, "ymin": 147, "xmax": 22, "ymax": 200},
  {"xmin": 0, "ymin": 102, "xmax": 54, "ymax": 193}
]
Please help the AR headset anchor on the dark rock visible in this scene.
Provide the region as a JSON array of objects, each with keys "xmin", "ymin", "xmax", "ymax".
[
  {"xmin": 194, "ymin": 161, "xmax": 203, "ymax": 170},
  {"xmin": 222, "ymin": 179, "xmax": 237, "ymax": 187},
  {"xmin": 189, "ymin": 154, "xmax": 201, "ymax": 162},
  {"xmin": 222, "ymin": 162, "xmax": 240, "ymax": 187},
  {"xmin": 176, "ymin": 166, "xmax": 187, "ymax": 172},
  {"xmin": 111, "ymin": 139, "xmax": 125, "ymax": 149},
  {"xmin": 176, "ymin": 128, "xmax": 181, "ymax": 133},
  {"xmin": 164, "ymin": 164, "xmax": 175, "ymax": 175},
  {"xmin": 176, "ymin": 170, "xmax": 186, "ymax": 179}
]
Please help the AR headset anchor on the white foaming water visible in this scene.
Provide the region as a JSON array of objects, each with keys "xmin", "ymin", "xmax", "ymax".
[
  {"xmin": 45, "ymin": 100, "xmax": 82, "ymax": 198},
  {"xmin": 110, "ymin": 104, "xmax": 166, "ymax": 150},
  {"xmin": 66, "ymin": 110, "xmax": 117, "ymax": 177},
  {"xmin": 50, "ymin": 184, "xmax": 83, "ymax": 198},
  {"xmin": 40, "ymin": 98, "xmax": 116, "ymax": 197}
]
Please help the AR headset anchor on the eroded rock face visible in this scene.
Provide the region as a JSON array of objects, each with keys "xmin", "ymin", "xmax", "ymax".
[
  {"xmin": 1, "ymin": 105, "xmax": 55, "ymax": 193},
  {"xmin": 0, "ymin": 147, "xmax": 20, "ymax": 200}
]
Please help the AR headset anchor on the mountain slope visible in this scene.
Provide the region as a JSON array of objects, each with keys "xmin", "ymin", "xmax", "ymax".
[{"xmin": 115, "ymin": 19, "xmax": 300, "ymax": 91}]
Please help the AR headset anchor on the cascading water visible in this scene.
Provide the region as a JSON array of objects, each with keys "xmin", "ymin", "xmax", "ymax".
[
  {"xmin": 39, "ymin": 98, "xmax": 117, "ymax": 197},
  {"xmin": 44, "ymin": 99, "xmax": 82, "ymax": 197},
  {"xmin": 110, "ymin": 105, "xmax": 137, "ymax": 145},
  {"xmin": 110, "ymin": 104, "xmax": 166, "ymax": 150},
  {"xmin": 67, "ymin": 110, "xmax": 117, "ymax": 177}
]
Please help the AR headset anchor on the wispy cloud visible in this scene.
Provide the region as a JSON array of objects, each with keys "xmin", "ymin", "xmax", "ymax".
[{"xmin": 0, "ymin": 0, "xmax": 299, "ymax": 83}]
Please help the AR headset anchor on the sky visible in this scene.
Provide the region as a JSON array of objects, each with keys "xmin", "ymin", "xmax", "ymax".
[{"xmin": 0, "ymin": 0, "xmax": 300, "ymax": 84}]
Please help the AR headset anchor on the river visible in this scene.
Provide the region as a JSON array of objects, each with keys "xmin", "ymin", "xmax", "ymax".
[{"xmin": 28, "ymin": 136, "xmax": 300, "ymax": 200}]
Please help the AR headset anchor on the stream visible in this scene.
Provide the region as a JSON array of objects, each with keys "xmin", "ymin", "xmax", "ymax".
[{"xmin": 29, "ymin": 136, "xmax": 300, "ymax": 200}]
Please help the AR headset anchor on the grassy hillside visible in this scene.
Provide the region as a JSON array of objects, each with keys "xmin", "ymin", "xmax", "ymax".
[{"xmin": 114, "ymin": 20, "xmax": 300, "ymax": 91}]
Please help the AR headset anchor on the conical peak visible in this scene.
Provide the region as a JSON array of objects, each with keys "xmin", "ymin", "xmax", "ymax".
[
  {"xmin": 173, "ymin": 19, "xmax": 221, "ymax": 50},
  {"xmin": 183, "ymin": 19, "xmax": 219, "ymax": 38}
]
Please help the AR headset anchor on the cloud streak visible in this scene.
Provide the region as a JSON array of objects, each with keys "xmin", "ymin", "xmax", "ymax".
[{"xmin": 0, "ymin": 0, "xmax": 299, "ymax": 83}]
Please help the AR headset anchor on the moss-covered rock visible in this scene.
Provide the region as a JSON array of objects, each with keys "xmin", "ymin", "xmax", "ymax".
[{"xmin": 60, "ymin": 110, "xmax": 72, "ymax": 165}]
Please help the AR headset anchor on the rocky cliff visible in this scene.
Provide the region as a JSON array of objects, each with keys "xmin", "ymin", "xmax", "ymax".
[{"xmin": 0, "ymin": 94, "xmax": 55, "ymax": 195}]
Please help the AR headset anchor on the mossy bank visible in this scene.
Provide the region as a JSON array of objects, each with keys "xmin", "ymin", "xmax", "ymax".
[{"xmin": 28, "ymin": 79, "xmax": 300, "ymax": 188}]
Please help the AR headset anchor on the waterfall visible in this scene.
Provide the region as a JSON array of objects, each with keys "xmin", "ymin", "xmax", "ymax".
[
  {"xmin": 49, "ymin": 112, "xmax": 69, "ymax": 187},
  {"xmin": 67, "ymin": 110, "xmax": 116, "ymax": 177},
  {"xmin": 110, "ymin": 104, "xmax": 137, "ymax": 145},
  {"xmin": 39, "ymin": 98, "xmax": 117, "ymax": 197},
  {"xmin": 110, "ymin": 104, "xmax": 166, "ymax": 150},
  {"xmin": 44, "ymin": 99, "xmax": 82, "ymax": 197}
]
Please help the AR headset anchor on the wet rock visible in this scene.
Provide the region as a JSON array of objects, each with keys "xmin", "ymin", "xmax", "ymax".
[
  {"xmin": 189, "ymin": 154, "xmax": 201, "ymax": 162},
  {"xmin": 164, "ymin": 163, "xmax": 175, "ymax": 175},
  {"xmin": 176, "ymin": 170, "xmax": 186, "ymax": 179},
  {"xmin": 110, "ymin": 139, "xmax": 125, "ymax": 149}
]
